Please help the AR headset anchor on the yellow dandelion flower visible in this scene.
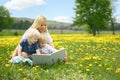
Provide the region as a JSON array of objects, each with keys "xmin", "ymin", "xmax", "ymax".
[
  {"xmin": 88, "ymin": 64, "xmax": 92, "ymax": 67},
  {"xmin": 5, "ymin": 63, "xmax": 10, "ymax": 67},
  {"xmin": 86, "ymin": 68, "xmax": 90, "ymax": 72},
  {"xmin": 84, "ymin": 56, "xmax": 91, "ymax": 60},
  {"xmin": 33, "ymin": 66, "xmax": 37, "ymax": 71},
  {"xmin": 92, "ymin": 56, "xmax": 100, "ymax": 60},
  {"xmin": 115, "ymin": 68, "xmax": 120, "ymax": 73},
  {"xmin": 98, "ymin": 64, "xmax": 102, "ymax": 67},
  {"xmin": 72, "ymin": 75, "xmax": 76, "ymax": 79},
  {"xmin": 79, "ymin": 64, "xmax": 83, "ymax": 67},
  {"xmin": 18, "ymin": 68, "xmax": 23, "ymax": 72},
  {"xmin": 106, "ymin": 67, "xmax": 112, "ymax": 71},
  {"xmin": 35, "ymin": 65, "xmax": 39, "ymax": 68},
  {"xmin": 23, "ymin": 78, "xmax": 27, "ymax": 80},
  {"xmin": 69, "ymin": 56, "xmax": 73, "ymax": 60},
  {"xmin": 112, "ymin": 58, "xmax": 116, "ymax": 61}
]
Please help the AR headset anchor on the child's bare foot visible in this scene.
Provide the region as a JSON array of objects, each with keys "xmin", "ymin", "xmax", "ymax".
[
  {"xmin": 9, "ymin": 59, "xmax": 13, "ymax": 63},
  {"xmin": 63, "ymin": 56, "xmax": 67, "ymax": 63}
]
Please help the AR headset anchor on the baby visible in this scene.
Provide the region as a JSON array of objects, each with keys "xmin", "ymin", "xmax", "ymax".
[{"xmin": 38, "ymin": 35, "xmax": 57, "ymax": 54}]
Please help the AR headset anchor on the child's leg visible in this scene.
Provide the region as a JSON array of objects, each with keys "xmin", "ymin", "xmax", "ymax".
[{"xmin": 12, "ymin": 56, "xmax": 23, "ymax": 63}]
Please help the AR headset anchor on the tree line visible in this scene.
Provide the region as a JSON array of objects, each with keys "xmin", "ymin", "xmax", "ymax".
[{"xmin": 10, "ymin": 18, "xmax": 120, "ymax": 31}]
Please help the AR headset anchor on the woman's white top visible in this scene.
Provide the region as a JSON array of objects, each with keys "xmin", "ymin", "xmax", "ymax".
[{"xmin": 43, "ymin": 32, "xmax": 53, "ymax": 44}]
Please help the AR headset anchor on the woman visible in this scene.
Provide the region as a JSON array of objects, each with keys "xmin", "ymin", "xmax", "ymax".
[{"xmin": 10, "ymin": 15, "xmax": 54, "ymax": 62}]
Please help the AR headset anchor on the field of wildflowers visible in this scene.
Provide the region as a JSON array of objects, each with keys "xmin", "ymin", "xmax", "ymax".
[{"xmin": 0, "ymin": 34, "xmax": 120, "ymax": 80}]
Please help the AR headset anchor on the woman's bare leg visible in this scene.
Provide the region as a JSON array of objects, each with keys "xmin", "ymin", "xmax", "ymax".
[{"xmin": 9, "ymin": 45, "xmax": 19, "ymax": 63}]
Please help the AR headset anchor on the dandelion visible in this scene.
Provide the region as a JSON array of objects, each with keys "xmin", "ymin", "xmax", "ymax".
[
  {"xmin": 115, "ymin": 68, "xmax": 120, "ymax": 73},
  {"xmin": 33, "ymin": 66, "xmax": 37, "ymax": 71},
  {"xmin": 5, "ymin": 63, "xmax": 10, "ymax": 67},
  {"xmin": 18, "ymin": 68, "xmax": 23, "ymax": 71},
  {"xmin": 23, "ymin": 77, "xmax": 27, "ymax": 80},
  {"xmin": 88, "ymin": 64, "xmax": 92, "ymax": 67},
  {"xmin": 92, "ymin": 56, "xmax": 101, "ymax": 60},
  {"xmin": 79, "ymin": 64, "xmax": 83, "ymax": 67},
  {"xmin": 98, "ymin": 64, "xmax": 102, "ymax": 67},
  {"xmin": 84, "ymin": 56, "xmax": 91, "ymax": 60},
  {"xmin": 35, "ymin": 65, "xmax": 39, "ymax": 68},
  {"xmin": 106, "ymin": 67, "xmax": 112, "ymax": 71},
  {"xmin": 86, "ymin": 68, "xmax": 90, "ymax": 72},
  {"xmin": 112, "ymin": 58, "xmax": 116, "ymax": 61},
  {"xmin": 69, "ymin": 56, "xmax": 73, "ymax": 60},
  {"xmin": 65, "ymin": 61, "xmax": 69, "ymax": 64}
]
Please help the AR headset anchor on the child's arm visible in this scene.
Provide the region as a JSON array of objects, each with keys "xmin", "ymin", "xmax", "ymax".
[
  {"xmin": 18, "ymin": 44, "xmax": 23, "ymax": 57},
  {"xmin": 21, "ymin": 52, "xmax": 29, "ymax": 58},
  {"xmin": 48, "ymin": 45, "xmax": 57, "ymax": 53},
  {"xmin": 36, "ymin": 49, "xmax": 41, "ymax": 54}
]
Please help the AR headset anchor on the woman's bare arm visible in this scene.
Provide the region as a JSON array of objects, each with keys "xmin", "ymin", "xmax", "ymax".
[{"xmin": 48, "ymin": 42, "xmax": 54, "ymax": 48}]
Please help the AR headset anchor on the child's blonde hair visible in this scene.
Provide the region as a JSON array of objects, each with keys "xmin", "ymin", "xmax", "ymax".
[
  {"xmin": 30, "ymin": 15, "xmax": 48, "ymax": 32},
  {"xmin": 38, "ymin": 34, "xmax": 47, "ymax": 44},
  {"xmin": 26, "ymin": 28, "xmax": 40, "ymax": 40}
]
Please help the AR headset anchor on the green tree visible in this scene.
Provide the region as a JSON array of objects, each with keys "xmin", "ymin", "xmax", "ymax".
[
  {"xmin": 0, "ymin": 6, "xmax": 14, "ymax": 31},
  {"xmin": 74, "ymin": 0, "xmax": 112, "ymax": 36}
]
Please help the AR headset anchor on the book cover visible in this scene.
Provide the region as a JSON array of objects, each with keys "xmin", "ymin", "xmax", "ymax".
[{"xmin": 31, "ymin": 48, "xmax": 67, "ymax": 65}]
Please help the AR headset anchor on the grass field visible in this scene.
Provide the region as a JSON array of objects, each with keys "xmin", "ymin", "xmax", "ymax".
[
  {"xmin": 0, "ymin": 29, "xmax": 120, "ymax": 36},
  {"xmin": 0, "ymin": 34, "xmax": 120, "ymax": 80}
]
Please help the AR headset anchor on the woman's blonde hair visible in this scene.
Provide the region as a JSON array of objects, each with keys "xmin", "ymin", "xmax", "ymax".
[
  {"xmin": 26, "ymin": 28, "xmax": 40, "ymax": 40},
  {"xmin": 30, "ymin": 15, "xmax": 48, "ymax": 32}
]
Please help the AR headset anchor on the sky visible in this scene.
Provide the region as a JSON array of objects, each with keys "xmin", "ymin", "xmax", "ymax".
[
  {"xmin": 0, "ymin": 0, "xmax": 120, "ymax": 23},
  {"xmin": 112, "ymin": 0, "xmax": 120, "ymax": 23}
]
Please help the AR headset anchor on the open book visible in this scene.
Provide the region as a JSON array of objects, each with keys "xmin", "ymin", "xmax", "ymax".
[{"xmin": 30, "ymin": 48, "xmax": 67, "ymax": 65}]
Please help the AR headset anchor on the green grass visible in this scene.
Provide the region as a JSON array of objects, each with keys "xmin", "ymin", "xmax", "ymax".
[
  {"xmin": 0, "ymin": 33, "xmax": 120, "ymax": 80},
  {"xmin": 0, "ymin": 46, "xmax": 93, "ymax": 80},
  {"xmin": 1, "ymin": 29, "xmax": 120, "ymax": 36},
  {"xmin": 0, "ymin": 29, "xmax": 25, "ymax": 36}
]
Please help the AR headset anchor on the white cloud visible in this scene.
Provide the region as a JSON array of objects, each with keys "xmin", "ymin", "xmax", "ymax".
[
  {"xmin": 53, "ymin": 16, "xmax": 72, "ymax": 23},
  {"xmin": 4, "ymin": 0, "xmax": 45, "ymax": 10}
]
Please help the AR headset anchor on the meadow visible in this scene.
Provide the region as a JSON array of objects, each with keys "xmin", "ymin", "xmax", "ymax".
[{"xmin": 0, "ymin": 34, "xmax": 120, "ymax": 80}]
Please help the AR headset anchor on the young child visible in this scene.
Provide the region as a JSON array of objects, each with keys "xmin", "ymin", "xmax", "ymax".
[
  {"xmin": 18, "ymin": 28, "xmax": 41, "ymax": 57},
  {"xmin": 10, "ymin": 28, "xmax": 41, "ymax": 63},
  {"xmin": 39, "ymin": 35, "xmax": 67, "ymax": 63},
  {"xmin": 38, "ymin": 34, "xmax": 57, "ymax": 54}
]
